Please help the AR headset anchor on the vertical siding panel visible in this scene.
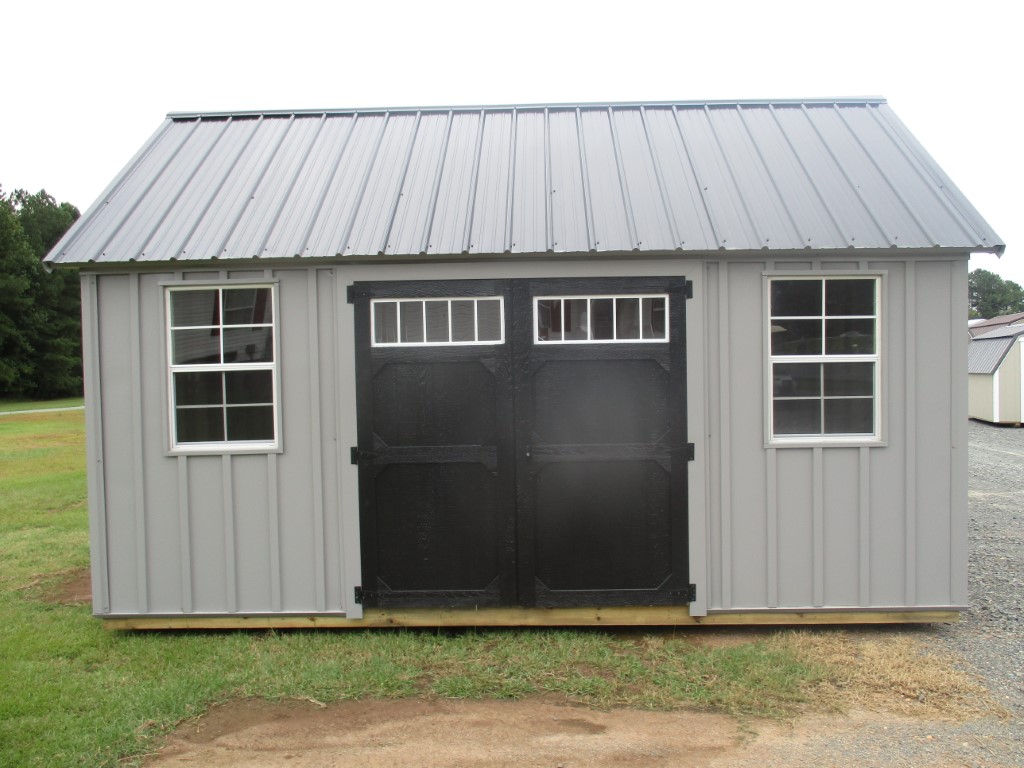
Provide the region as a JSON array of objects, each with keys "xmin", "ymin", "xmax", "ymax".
[
  {"xmin": 307, "ymin": 269, "xmax": 327, "ymax": 611},
  {"xmin": 140, "ymin": 272, "xmax": 180, "ymax": 613},
  {"xmin": 776, "ymin": 449, "xmax": 814, "ymax": 606},
  {"xmin": 766, "ymin": 448, "xmax": 778, "ymax": 607},
  {"xmin": 98, "ymin": 275, "xmax": 137, "ymax": 614},
  {"xmin": 185, "ymin": 457, "xmax": 225, "ymax": 612},
  {"xmin": 717, "ymin": 263, "xmax": 732, "ymax": 608},
  {"xmin": 222, "ymin": 454, "xmax": 236, "ymax": 612},
  {"xmin": 177, "ymin": 456, "xmax": 192, "ymax": 613},
  {"xmin": 727, "ymin": 262, "xmax": 768, "ymax": 608},
  {"xmin": 869, "ymin": 260, "xmax": 906, "ymax": 606},
  {"xmin": 904, "ymin": 261, "xmax": 917, "ymax": 605},
  {"xmin": 232, "ymin": 455, "xmax": 271, "ymax": 611},
  {"xmin": 812, "ymin": 447, "xmax": 824, "ymax": 607},
  {"xmin": 950, "ymin": 260, "xmax": 969, "ymax": 605},
  {"xmin": 128, "ymin": 274, "xmax": 148, "ymax": 611},
  {"xmin": 858, "ymin": 446, "xmax": 870, "ymax": 606},
  {"xmin": 268, "ymin": 453, "xmax": 281, "ymax": 611},
  {"xmin": 915, "ymin": 261, "xmax": 953, "ymax": 605},
  {"xmin": 82, "ymin": 274, "xmax": 110, "ymax": 614},
  {"xmin": 822, "ymin": 449, "xmax": 859, "ymax": 606},
  {"xmin": 276, "ymin": 269, "xmax": 316, "ymax": 611},
  {"xmin": 317, "ymin": 269, "xmax": 342, "ymax": 611},
  {"xmin": 704, "ymin": 262, "xmax": 723, "ymax": 610}
]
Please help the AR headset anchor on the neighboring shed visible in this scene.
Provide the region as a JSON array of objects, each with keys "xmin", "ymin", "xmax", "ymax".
[
  {"xmin": 968, "ymin": 325, "xmax": 1024, "ymax": 424},
  {"xmin": 45, "ymin": 98, "xmax": 1005, "ymax": 629},
  {"xmin": 968, "ymin": 311, "xmax": 1024, "ymax": 338}
]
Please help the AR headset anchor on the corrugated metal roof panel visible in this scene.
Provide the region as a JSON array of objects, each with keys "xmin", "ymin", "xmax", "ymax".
[
  {"xmin": 968, "ymin": 335, "xmax": 1019, "ymax": 375},
  {"xmin": 46, "ymin": 99, "xmax": 1006, "ymax": 265}
]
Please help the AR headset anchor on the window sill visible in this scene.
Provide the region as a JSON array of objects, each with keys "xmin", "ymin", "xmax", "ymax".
[
  {"xmin": 167, "ymin": 443, "xmax": 283, "ymax": 457},
  {"xmin": 765, "ymin": 437, "xmax": 887, "ymax": 449}
]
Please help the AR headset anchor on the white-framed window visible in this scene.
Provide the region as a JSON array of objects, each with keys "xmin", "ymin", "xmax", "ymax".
[
  {"xmin": 767, "ymin": 275, "xmax": 881, "ymax": 441},
  {"xmin": 371, "ymin": 297, "xmax": 504, "ymax": 346},
  {"xmin": 166, "ymin": 284, "xmax": 278, "ymax": 450},
  {"xmin": 535, "ymin": 294, "xmax": 668, "ymax": 343}
]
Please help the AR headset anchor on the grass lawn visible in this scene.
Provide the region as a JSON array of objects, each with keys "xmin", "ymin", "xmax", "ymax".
[
  {"xmin": 0, "ymin": 411, "xmax": 993, "ymax": 766},
  {"xmin": 0, "ymin": 396, "xmax": 84, "ymax": 413}
]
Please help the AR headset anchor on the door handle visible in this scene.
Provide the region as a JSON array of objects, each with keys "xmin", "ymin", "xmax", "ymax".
[{"xmin": 525, "ymin": 445, "xmax": 531, "ymax": 459}]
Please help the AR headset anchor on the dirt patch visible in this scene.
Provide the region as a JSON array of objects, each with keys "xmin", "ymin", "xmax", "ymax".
[
  {"xmin": 146, "ymin": 698, "xmax": 1009, "ymax": 768},
  {"xmin": 34, "ymin": 566, "xmax": 91, "ymax": 605},
  {"xmin": 148, "ymin": 698, "xmax": 743, "ymax": 767}
]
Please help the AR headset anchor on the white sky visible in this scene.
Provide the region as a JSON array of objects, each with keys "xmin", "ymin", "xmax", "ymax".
[{"xmin": 2, "ymin": 0, "xmax": 1018, "ymax": 282}]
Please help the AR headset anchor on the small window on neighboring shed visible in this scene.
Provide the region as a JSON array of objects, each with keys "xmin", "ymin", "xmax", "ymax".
[
  {"xmin": 768, "ymin": 276, "xmax": 881, "ymax": 442},
  {"xmin": 166, "ymin": 284, "xmax": 279, "ymax": 451}
]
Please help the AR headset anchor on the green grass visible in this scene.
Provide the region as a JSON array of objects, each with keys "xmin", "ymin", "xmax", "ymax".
[
  {"xmin": 0, "ymin": 410, "xmax": 823, "ymax": 767},
  {"xmin": 0, "ymin": 397, "xmax": 84, "ymax": 413}
]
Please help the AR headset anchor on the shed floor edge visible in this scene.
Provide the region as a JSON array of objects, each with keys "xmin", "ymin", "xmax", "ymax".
[{"xmin": 100, "ymin": 607, "xmax": 961, "ymax": 630}]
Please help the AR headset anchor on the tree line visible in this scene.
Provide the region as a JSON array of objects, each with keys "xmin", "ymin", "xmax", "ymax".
[
  {"xmin": 969, "ymin": 268, "xmax": 1024, "ymax": 320},
  {"xmin": 0, "ymin": 187, "xmax": 81, "ymax": 399}
]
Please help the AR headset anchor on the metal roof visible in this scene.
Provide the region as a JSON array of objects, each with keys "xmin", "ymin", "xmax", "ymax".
[
  {"xmin": 45, "ymin": 99, "xmax": 1005, "ymax": 265},
  {"xmin": 968, "ymin": 326, "xmax": 1024, "ymax": 374},
  {"xmin": 968, "ymin": 312, "xmax": 1024, "ymax": 337}
]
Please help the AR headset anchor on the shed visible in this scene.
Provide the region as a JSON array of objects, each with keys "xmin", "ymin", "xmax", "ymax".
[
  {"xmin": 45, "ymin": 99, "xmax": 1005, "ymax": 629},
  {"xmin": 968, "ymin": 324, "xmax": 1024, "ymax": 424}
]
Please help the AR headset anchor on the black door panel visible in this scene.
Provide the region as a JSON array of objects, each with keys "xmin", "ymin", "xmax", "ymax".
[{"xmin": 353, "ymin": 277, "xmax": 689, "ymax": 609}]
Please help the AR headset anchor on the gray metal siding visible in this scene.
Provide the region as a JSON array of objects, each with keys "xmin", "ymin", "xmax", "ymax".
[
  {"xmin": 702, "ymin": 255, "xmax": 968, "ymax": 612},
  {"xmin": 48, "ymin": 101, "xmax": 1004, "ymax": 266},
  {"xmin": 86, "ymin": 254, "xmax": 968, "ymax": 618}
]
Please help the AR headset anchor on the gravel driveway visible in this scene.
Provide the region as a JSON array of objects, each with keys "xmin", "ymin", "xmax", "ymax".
[
  {"xmin": 787, "ymin": 420, "xmax": 1024, "ymax": 767},
  {"xmin": 936, "ymin": 420, "xmax": 1024, "ymax": 713}
]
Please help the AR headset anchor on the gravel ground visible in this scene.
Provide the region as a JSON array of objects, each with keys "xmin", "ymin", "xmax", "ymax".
[
  {"xmin": 935, "ymin": 420, "xmax": 1024, "ymax": 714},
  {"xmin": 778, "ymin": 419, "xmax": 1024, "ymax": 767}
]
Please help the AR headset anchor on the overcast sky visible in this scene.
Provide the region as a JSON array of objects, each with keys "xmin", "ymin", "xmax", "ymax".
[{"xmin": 3, "ymin": 0, "xmax": 1018, "ymax": 282}]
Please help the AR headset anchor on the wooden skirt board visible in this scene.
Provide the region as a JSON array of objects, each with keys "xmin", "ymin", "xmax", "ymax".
[
  {"xmin": 102, "ymin": 609, "xmax": 961, "ymax": 631},
  {"xmin": 351, "ymin": 277, "xmax": 691, "ymax": 611}
]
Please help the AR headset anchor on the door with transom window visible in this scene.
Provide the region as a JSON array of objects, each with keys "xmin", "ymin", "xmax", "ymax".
[{"xmin": 351, "ymin": 277, "xmax": 691, "ymax": 608}]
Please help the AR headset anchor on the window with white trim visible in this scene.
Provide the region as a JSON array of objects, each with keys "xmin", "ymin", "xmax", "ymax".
[
  {"xmin": 371, "ymin": 297, "xmax": 504, "ymax": 346},
  {"xmin": 535, "ymin": 295, "xmax": 668, "ymax": 343},
  {"xmin": 166, "ymin": 285, "xmax": 278, "ymax": 449},
  {"xmin": 768, "ymin": 276, "xmax": 880, "ymax": 440}
]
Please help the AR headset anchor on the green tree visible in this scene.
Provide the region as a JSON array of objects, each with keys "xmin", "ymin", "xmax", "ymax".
[
  {"xmin": 0, "ymin": 187, "xmax": 81, "ymax": 398},
  {"xmin": 968, "ymin": 268, "xmax": 1024, "ymax": 320},
  {"xmin": 0, "ymin": 193, "xmax": 38, "ymax": 391}
]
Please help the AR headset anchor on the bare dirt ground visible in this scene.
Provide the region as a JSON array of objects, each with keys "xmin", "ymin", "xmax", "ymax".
[{"xmin": 145, "ymin": 696, "xmax": 1010, "ymax": 768}]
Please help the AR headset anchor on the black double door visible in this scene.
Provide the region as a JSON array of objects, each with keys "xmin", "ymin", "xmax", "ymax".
[{"xmin": 352, "ymin": 277, "xmax": 690, "ymax": 609}]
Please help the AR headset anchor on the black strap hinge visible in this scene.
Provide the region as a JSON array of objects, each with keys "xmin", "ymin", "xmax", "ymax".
[
  {"xmin": 354, "ymin": 586, "xmax": 377, "ymax": 604},
  {"xmin": 350, "ymin": 447, "xmax": 378, "ymax": 465},
  {"xmin": 683, "ymin": 279, "xmax": 693, "ymax": 300},
  {"xmin": 686, "ymin": 443, "xmax": 695, "ymax": 461}
]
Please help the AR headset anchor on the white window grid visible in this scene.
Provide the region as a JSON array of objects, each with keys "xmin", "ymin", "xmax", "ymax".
[
  {"xmin": 533, "ymin": 294, "xmax": 670, "ymax": 344},
  {"xmin": 165, "ymin": 284, "xmax": 279, "ymax": 450},
  {"xmin": 767, "ymin": 276, "xmax": 881, "ymax": 441},
  {"xmin": 370, "ymin": 297, "xmax": 505, "ymax": 347}
]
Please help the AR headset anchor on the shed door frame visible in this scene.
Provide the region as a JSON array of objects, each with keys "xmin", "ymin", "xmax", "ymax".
[{"xmin": 351, "ymin": 276, "xmax": 691, "ymax": 609}]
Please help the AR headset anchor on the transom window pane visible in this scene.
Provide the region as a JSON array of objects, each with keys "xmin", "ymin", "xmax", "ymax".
[
  {"xmin": 371, "ymin": 297, "xmax": 505, "ymax": 346},
  {"xmin": 534, "ymin": 294, "xmax": 669, "ymax": 344}
]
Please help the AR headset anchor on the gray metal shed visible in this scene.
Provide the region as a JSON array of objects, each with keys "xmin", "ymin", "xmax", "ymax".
[{"xmin": 46, "ymin": 98, "xmax": 1004, "ymax": 628}]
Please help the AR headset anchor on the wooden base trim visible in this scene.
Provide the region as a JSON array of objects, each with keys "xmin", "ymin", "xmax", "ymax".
[{"xmin": 101, "ymin": 607, "xmax": 961, "ymax": 631}]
